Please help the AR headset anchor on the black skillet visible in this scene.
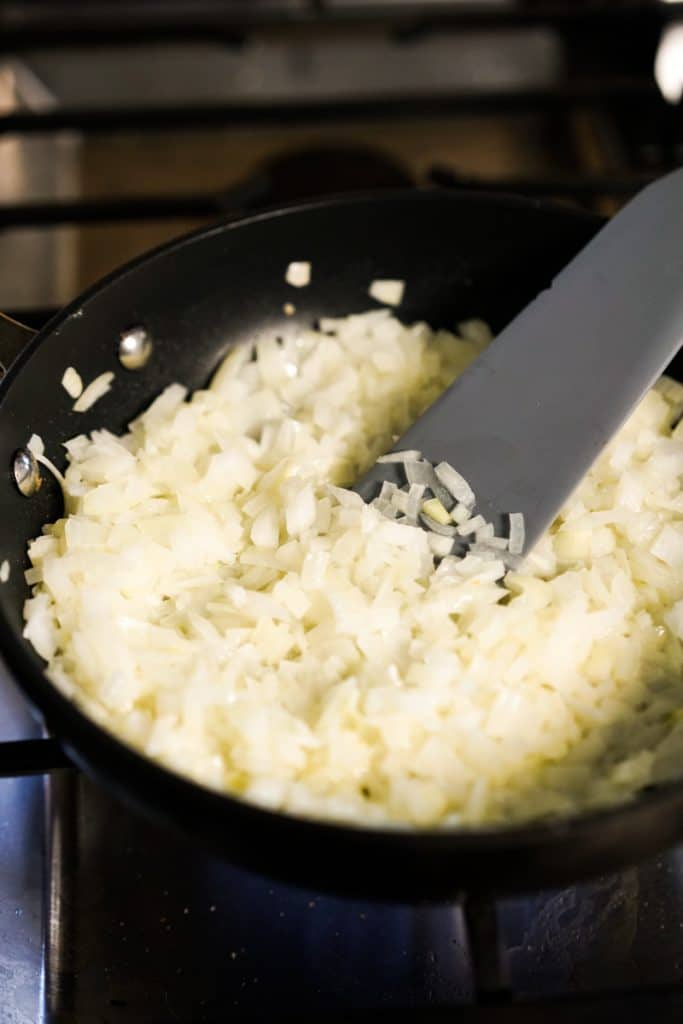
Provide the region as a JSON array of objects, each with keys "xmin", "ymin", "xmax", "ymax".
[{"xmin": 0, "ymin": 191, "xmax": 681, "ymax": 901}]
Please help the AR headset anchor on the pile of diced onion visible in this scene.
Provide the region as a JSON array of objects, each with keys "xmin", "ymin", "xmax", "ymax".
[
  {"xmin": 23, "ymin": 309, "xmax": 683, "ymax": 827},
  {"xmin": 369, "ymin": 452, "xmax": 526, "ymax": 565}
]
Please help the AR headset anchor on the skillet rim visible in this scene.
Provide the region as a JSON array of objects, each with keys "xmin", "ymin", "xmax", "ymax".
[{"xmin": 1, "ymin": 187, "xmax": 681, "ymax": 862}]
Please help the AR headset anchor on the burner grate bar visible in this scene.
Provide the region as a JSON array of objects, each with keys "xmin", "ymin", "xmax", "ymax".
[
  {"xmin": 0, "ymin": 80, "xmax": 662, "ymax": 138},
  {"xmin": 0, "ymin": 195, "xmax": 235, "ymax": 228},
  {"xmin": 0, "ymin": 0, "xmax": 663, "ymax": 50}
]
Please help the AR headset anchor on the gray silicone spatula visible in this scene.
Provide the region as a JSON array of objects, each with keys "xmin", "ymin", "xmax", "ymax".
[{"xmin": 355, "ymin": 169, "xmax": 683, "ymax": 553}]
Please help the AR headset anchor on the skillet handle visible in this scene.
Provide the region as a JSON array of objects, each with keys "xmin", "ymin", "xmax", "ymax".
[
  {"xmin": 0, "ymin": 737, "xmax": 72, "ymax": 776},
  {"xmin": 0, "ymin": 312, "xmax": 36, "ymax": 376}
]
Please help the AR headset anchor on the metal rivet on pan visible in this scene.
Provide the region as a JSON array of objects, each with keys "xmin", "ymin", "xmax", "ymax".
[
  {"xmin": 13, "ymin": 448, "xmax": 42, "ymax": 497},
  {"xmin": 118, "ymin": 325, "xmax": 152, "ymax": 370}
]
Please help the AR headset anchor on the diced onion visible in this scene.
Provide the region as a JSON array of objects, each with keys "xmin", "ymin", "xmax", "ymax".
[
  {"xmin": 368, "ymin": 279, "xmax": 405, "ymax": 306},
  {"xmin": 483, "ymin": 536, "xmax": 508, "ymax": 551},
  {"xmin": 434, "ymin": 461, "xmax": 475, "ymax": 508},
  {"xmin": 20, "ymin": 307, "xmax": 683, "ymax": 833},
  {"xmin": 377, "ymin": 450, "xmax": 422, "ymax": 464},
  {"xmin": 419, "ymin": 513, "xmax": 457, "ymax": 537},
  {"xmin": 406, "ymin": 483, "xmax": 425, "ymax": 520},
  {"xmin": 475, "ymin": 523, "xmax": 495, "ymax": 543},
  {"xmin": 421, "ymin": 497, "xmax": 451, "ymax": 525},
  {"xmin": 73, "ymin": 372, "xmax": 114, "ymax": 413},
  {"xmin": 378, "ymin": 480, "xmax": 398, "ymax": 502},
  {"xmin": 404, "ymin": 461, "xmax": 454, "ymax": 510},
  {"xmin": 427, "ymin": 533, "xmax": 454, "ymax": 558},
  {"xmin": 451, "ymin": 502, "xmax": 471, "ymax": 526},
  {"xmin": 27, "ymin": 433, "xmax": 45, "ymax": 457},
  {"xmin": 457, "ymin": 514, "xmax": 486, "ymax": 536},
  {"xmin": 61, "ymin": 366, "xmax": 84, "ymax": 399},
  {"xmin": 285, "ymin": 262, "xmax": 311, "ymax": 287},
  {"xmin": 508, "ymin": 513, "xmax": 526, "ymax": 555}
]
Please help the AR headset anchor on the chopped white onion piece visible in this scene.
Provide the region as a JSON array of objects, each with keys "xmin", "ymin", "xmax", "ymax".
[
  {"xmin": 473, "ymin": 560, "xmax": 507, "ymax": 584},
  {"xmin": 427, "ymin": 533, "xmax": 454, "ymax": 558},
  {"xmin": 0, "ymin": 560, "xmax": 9, "ymax": 583},
  {"xmin": 475, "ymin": 523, "xmax": 495, "ymax": 542},
  {"xmin": 406, "ymin": 483, "xmax": 426, "ymax": 520},
  {"xmin": 368, "ymin": 279, "xmax": 405, "ymax": 306},
  {"xmin": 457, "ymin": 514, "xmax": 486, "ymax": 536},
  {"xmin": 283, "ymin": 302, "xmax": 296, "ymax": 316},
  {"xmin": 251, "ymin": 507, "xmax": 279, "ymax": 548},
  {"xmin": 434, "ymin": 461, "xmax": 475, "ymax": 508},
  {"xmin": 285, "ymin": 261, "xmax": 311, "ymax": 288},
  {"xmin": 390, "ymin": 489, "xmax": 409, "ymax": 514},
  {"xmin": 451, "ymin": 502, "xmax": 471, "ymax": 526},
  {"xmin": 327, "ymin": 485, "xmax": 364, "ymax": 508},
  {"xmin": 73, "ymin": 372, "xmax": 114, "ymax": 413},
  {"xmin": 377, "ymin": 450, "xmax": 422, "ymax": 464},
  {"xmin": 483, "ymin": 535, "xmax": 508, "ymax": 550},
  {"xmin": 508, "ymin": 512, "xmax": 526, "ymax": 555},
  {"xmin": 404, "ymin": 461, "xmax": 433, "ymax": 487},
  {"xmin": 378, "ymin": 501, "xmax": 400, "ymax": 520},
  {"xmin": 285, "ymin": 484, "xmax": 316, "ymax": 536},
  {"xmin": 503, "ymin": 552, "xmax": 524, "ymax": 572},
  {"xmin": 404, "ymin": 461, "xmax": 454, "ymax": 510},
  {"xmin": 457, "ymin": 318, "xmax": 493, "ymax": 346},
  {"xmin": 61, "ymin": 366, "xmax": 83, "ymax": 399},
  {"xmin": 27, "ymin": 433, "xmax": 45, "ymax": 457},
  {"xmin": 421, "ymin": 497, "xmax": 451, "ymax": 525},
  {"xmin": 467, "ymin": 544, "xmax": 500, "ymax": 561},
  {"xmin": 379, "ymin": 480, "xmax": 398, "ymax": 502},
  {"xmin": 419, "ymin": 514, "xmax": 457, "ymax": 537}
]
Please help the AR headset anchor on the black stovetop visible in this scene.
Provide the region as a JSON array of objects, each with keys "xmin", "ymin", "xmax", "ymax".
[{"xmin": 41, "ymin": 770, "xmax": 683, "ymax": 1022}]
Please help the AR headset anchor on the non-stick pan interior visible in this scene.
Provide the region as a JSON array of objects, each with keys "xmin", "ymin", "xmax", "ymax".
[{"xmin": 0, "ymin": 191, "xmax": 602, "ymax": 645}]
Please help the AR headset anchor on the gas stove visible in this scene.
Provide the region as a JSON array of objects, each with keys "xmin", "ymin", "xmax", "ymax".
[{"xmin": 1, "ymin": 3, "xmax": 682, "ymax": 1020}]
